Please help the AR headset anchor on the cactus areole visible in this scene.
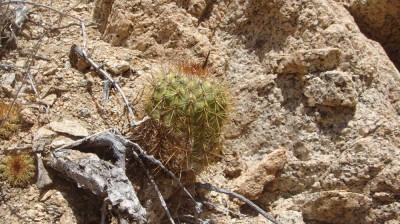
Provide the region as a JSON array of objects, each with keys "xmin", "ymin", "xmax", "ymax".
[{"xmin": 147, "ymin": 68, "xmax": 229, "ymax": 159}]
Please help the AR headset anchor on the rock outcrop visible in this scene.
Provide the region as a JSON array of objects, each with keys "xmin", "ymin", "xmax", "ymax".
[{"xmin": 93, "ymin": 0, "xmax": 400, "ymax": 223}]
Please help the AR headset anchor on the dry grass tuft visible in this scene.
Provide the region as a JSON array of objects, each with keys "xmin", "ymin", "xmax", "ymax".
[
  {"xmin": 175, "ymin": 62, "xmax": 210, "ymax": 77},
  {"xmin": 0, "ymin": 102, "xmax": 22, "ymax": 140},
  {"xmin": 0, "ymin": 152, "xmax": 36, "ymax": 187}
]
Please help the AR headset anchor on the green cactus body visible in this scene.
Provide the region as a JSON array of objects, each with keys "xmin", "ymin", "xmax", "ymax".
[{"xmin": 147, "ymin": 69, "xmax": 229, "ymax": 160}]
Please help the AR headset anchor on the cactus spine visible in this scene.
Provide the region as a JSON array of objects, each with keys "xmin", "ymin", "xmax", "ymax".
[{"xmin": 147, "ymin": 68, "xmax": 229, "ymax": 160}]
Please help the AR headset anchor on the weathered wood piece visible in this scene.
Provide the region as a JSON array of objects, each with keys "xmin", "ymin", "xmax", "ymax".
[
  {"xmin": 44, "ymin": 129, "xmax": 275, "ymax": 223},
  {"xmin": 47, "ymin": 148, "xmax": 147, "ymax": 223}
]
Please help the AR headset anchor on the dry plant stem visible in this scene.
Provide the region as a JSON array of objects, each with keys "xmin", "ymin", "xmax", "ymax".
[
  {"xmin": 195, "ymin": 182, "xmax": 282, "ymax": 224},
  {"xmin": 71, "ymin": 45, "xmax": 138, "ymax": 125},
  {"xmin": 202, "ymin": 201, "xmax": 246, "ymax": 218},
  {"xmin": 131, "ymin": 150, "xmax": 175, "ymax": 224},
  {"xmin": 127, "ymin": 141, "xmax": 199, "ymax": 204},
  {"xmin": 0, "ymin": 0, "xmax": 89, "ymax": 91},
  {"xmin": 1, "ymin": 0, "xmax": 88, "ymax": 128},
  {"xmin": 0, "ymin": 1, "xmax": 84, "ymax": 23},
  {"xmin": 127, "ymin": 140, "xmax": 203, "ymax": 222}
]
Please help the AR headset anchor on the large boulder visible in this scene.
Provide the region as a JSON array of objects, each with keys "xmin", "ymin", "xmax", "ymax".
[{"xmin": 94, "ymin": 0, "xmax": 400, "ymax": 223}]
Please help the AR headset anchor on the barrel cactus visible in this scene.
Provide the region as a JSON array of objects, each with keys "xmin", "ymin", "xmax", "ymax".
[{"xmin": 146, "ymin": 66, "xmax": 229, "ymax": 161}]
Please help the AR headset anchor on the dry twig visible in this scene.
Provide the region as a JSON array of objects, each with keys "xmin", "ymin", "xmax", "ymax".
[
  {"xmin": 69, "ymin": 44, "xmax": 143, "ymax": 126},
  {"xmin": 0, "ymin": 0, "xmax": 89, "ymax": 129},
  {"xmin": 131, "ymin": 149, "xmax": 175, "ymax": 224},
  {"xmin": 196, "ymin": 182, "xmax": 282, "ymax": 224}
]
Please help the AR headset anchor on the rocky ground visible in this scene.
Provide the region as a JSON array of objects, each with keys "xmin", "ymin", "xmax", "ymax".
[{"xmin": 0, "ymin": 0, "xmax": 399, "ymax": 223}]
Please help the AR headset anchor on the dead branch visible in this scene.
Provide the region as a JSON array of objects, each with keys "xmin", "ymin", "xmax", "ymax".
[
  {"xmin": 47, "ymin": 148, "xmax": 147, "ymax": 224},
  {"xmin": 201, "ymin": 200, "xmax": 246, "ymax": 218},
  {"xmin": 125, "ymin": 138, "xmax": 204, "ymax": 222},
  {"xmin": 48, "ymin": 129, "xmax": 204, "ymax": 223},
  {"xmin": 1, "ymin": 0, "xmax": 89, "ymax": 129},
  {"xmin": 196, "ymin": 182, "xmax": 282, "ymax": 224},
  {"xmin": 131, "ymin": 149, "xmax": 175, "ymax": 224},
  {"xmin": 125, "ymin": 140, "xmax": 201, "ymax": 209},
  {"xmin": 56, "ymin": 128, "xmax": 127, "ymax": 169},
  {"xmin": 0, "ymin": 1, "xmax": 84, "ymax": 23},
  {"xmin": 69, "ymin": 44, "xmax": 140, "ymax": 126}
]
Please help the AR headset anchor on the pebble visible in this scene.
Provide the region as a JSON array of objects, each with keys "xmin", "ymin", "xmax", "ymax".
[
  {"xmin": 77, "ymin": 107, "xmax": 91, "ymax": 118},
  {"xmin": 48, "ymin": 119, "xmax": 89, "ymax": 137},
  {"xmin": 38, "ymin": 94, "xmax": 58, "ymax": 106}
]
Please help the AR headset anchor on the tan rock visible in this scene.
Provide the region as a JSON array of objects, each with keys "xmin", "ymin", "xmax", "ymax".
[
  {"xmin": 50, "ymin": 136, "xmax": 75, "ymax": 149},
  {"xmin": 38, "ymin": 94, "xmax": 57, "ymax": 106},
  {"xmin": 20, "ymin": 108, "xmax": 36, "ymax": 125},
  {"xmin": 301, "ymin": 191, "xmax": 372, "ymax": 223},
  {"xmin": 275, "ymin": 210, "xmax": 305, "ymax": 224},
  {"xmin": 232, "ymin": 148, "xmax": 287, "ymax": 200},
  {"xmin": 32, "ymin": 127, "xmax": 57, "ymax": 152},
  {"xmin": 270, "ymin": 48, "xmax": 342, "ymax": 75},
  {"xmin": 48, "ymin": 119, "xmax": 89, "ymax": 137}
]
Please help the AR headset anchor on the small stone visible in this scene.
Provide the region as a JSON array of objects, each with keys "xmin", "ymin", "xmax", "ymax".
[
  {"xmin": 33, "ymin": 127, "xmax": 57, "ymax": 152},
  {"xmin": 26, "ymin": 209, "xmax": 37, "ymax": 217},
  {"xmin": 0, "ymin": 73, "xmax": 16, "ymax": 86},
  {"xmin": 77, "ymin": 107, "xmax": 91, "ymax": 118},
  {"xmin": 38, "ymin": 94, "xmax": 58, "ymax": 106},
  {"xmin": 43, "ymin": 67, "xmax": 58, "ymax": 76},
  {"xmin": 20, "ymin": 108, "xmax": 36, "ymax": 125},
  {"xmin": 49, "ymin": 119, "xmax": 89, "ymax": 137},
  {"xmin": 73, "ymin": 4, "xmax": 87, "ymax": 12},
  {"xmin": 301, "ymin": 191, "xmax": 372, "ymax": 223},
  {"xmin": 372, "ymin": 192, "xmax": 394, "ymax": 202},
  {"xmin": 50, "ymin": 136, "xmax": 74, "ymax": 149},
  {"xmin": 34, "ymin": 203, "xmax": 44, "ymax": 210},
  {"xmin": 39, "ymin": 189, "xmax": 56, "ymax": 202},
  {"xmin": 105, "ymin": 59, "xmax": 131, "ymax": 75},
  {"xmin": 0, "ymin": 84, "xmax": 15, "ymax": 96},
  {"xmin": 116, "ymin": 53, "xmax": 132, "ymax": 61},
  {"xmin": 16, "ymin": 60, "xmax": 25, "ymax": 67},
  {"xmin": 36, "ymin": 153, "xmax": 53, "ymax": 189}
]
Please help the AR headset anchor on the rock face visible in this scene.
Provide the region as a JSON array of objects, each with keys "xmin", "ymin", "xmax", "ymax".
[
  {"xmin": 92, "ymin": 0, "xmax": 399, "ymax": 223},
  {"xmin": 339, "ymin": 0, "xmax": 400, "ymax": 70}
]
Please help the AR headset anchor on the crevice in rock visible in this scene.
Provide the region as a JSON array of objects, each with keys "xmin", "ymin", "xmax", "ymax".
[
  {"xmin": 344, "ymin": 0, "xmax": 400, "ymax": 71},
  {"xmin": 197, "ymin": 0, "xmax": 216, "ymax": 26},
  {"xmin": 93, "ymin": 0, "xmax": 116, "ymax": 33}
]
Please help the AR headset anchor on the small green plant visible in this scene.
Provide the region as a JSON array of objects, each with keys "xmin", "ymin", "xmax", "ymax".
[
  {"xmin": 0, "ymin": 102, "xmax": 21, "ymax": 140},
  {"xmin": 146, "ymin": 65, "xmax": 230, "ymax": 162},
  {"xmin": 0, "ymin": 152, "xmax": 36, "ymax": 187}
]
